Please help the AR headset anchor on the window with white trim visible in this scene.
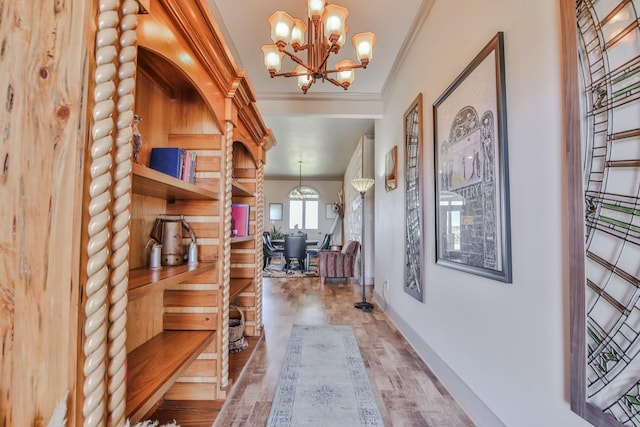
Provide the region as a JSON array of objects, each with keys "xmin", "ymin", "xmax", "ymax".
[{"xmin": 288, "ymin": 186, "xmax": 319, "ymax": 230}]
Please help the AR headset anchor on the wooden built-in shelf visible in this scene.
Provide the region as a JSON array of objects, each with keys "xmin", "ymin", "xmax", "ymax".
[
  {"xmin": 228, "ymin": 336, "xmax": 262, "ymax": 388},
  {"xmin": 230, "ymin": 278, "xmax": 253, "ymax": 301},
  {"xmin": 128, "ymin": 262, "xmax": 217, "ymax": 301},
  {"xmin": 231, "ymin": 180, "xmax": 254, "ymax": 197},
  {"xmin": 230, "ymin": 235, "xmax": 254, "ymax": 244},
  {"xmin": 126, "ymin": 330, "xmax": 215, "ymax": 423},
  {"xmin": 132, "ymin": 163, "xmax": 219, "ymax": 201}
]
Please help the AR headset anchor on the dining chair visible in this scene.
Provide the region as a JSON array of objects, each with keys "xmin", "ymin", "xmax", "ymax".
[
  {"xmin": 284, "ymin": 233, "xmax": 307, "ymax": 272},
  {"xmin": 263, "ymin": 233, "xmax": 284, "ymax": 269}
]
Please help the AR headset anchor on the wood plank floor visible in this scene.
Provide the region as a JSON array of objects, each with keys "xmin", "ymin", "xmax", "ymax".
[{"xmin": 212, "ymin": 276, "xmax": 474, "ymax": 427}]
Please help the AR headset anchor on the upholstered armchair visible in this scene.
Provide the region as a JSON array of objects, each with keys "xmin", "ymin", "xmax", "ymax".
[{"xmin": 317, "ymin": 240, "xmax": 359, "ymax": 284}]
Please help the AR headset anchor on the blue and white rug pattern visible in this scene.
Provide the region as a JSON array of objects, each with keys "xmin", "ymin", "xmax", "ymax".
[{"xmin": 267, "ymin": 324, "xmax": 384, "ymax": 427}]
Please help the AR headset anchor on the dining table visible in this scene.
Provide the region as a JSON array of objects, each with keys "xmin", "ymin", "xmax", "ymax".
[{"xmin": 270, "ymin": 239, "xmax": 318, "ymax": 247}]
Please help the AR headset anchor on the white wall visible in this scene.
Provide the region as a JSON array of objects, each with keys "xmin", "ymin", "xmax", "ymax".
[
  {"xmin": 263, "ymin": 179, "xmax": 344, "ymax": 244},
  {"xmin": 374, "ymin": 0, "xmax": 590, "ymax": 426}
]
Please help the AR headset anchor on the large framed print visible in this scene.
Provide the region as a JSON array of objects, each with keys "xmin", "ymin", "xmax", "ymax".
[{"xmin": 433, "ymin": 32, "xmax": 512, "ymax": 283}]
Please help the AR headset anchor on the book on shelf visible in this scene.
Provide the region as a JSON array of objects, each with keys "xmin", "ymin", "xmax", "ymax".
[
  {"xmin": 149, "ymin": 147, "xmax": 196, "ymax": 183},
  {"xmin": 231, "ymin": 203, "xmax": 250, "ymax": 237}
]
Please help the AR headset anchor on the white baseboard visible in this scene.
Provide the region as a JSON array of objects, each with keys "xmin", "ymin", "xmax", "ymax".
[{"xmin": 373, "ymin": 291, "xmax": 505, "ymax": 427}]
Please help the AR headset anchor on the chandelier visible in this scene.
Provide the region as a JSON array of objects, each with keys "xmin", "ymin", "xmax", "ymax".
[{"xmin": 261, "ymin": 0, "xmax": 375, "ymax": 94}]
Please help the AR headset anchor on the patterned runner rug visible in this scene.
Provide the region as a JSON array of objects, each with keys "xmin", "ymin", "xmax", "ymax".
[
  {"xmin": 263, "ymin": 265, "xmax": 318, "ymax": 278},
  {"xmin": 267, "ymin": 324, "xmax": 384, "ymax": 427}
]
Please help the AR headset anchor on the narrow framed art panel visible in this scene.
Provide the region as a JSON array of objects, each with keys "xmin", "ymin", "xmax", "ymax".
[
  {"xmin": 385, "ymin": 145, "xmax": 398, "ymax": 192},
  {"xmin": 404, "ymin": 94, "xmax": 424, "ymax": 301},
  {"xmin": 433, "ymin": 32, "xmax": 512, "ymax": 283},
  {"xmin": 565, "ymin": 0, "xmax": 640, "ymax": 425}
]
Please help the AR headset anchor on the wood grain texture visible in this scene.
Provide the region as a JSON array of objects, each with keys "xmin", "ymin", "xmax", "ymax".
[
  {"xmin": 0, "ymin": 1, "xmax": 91, "ymax": 425},
  {"xmin": 163, "ymin": 313, "xmax": 218, "ymax": 330},
  {"xmin": 168, "ymin": 133, "xmax": 223, "ymax": 150},
  {"xmin": 164, "ymin": 290, "xmax": 218, "ymax": 307},
  {"xmin": 126, "ymin": 330, "xmax": 215, "ymax": 423}
]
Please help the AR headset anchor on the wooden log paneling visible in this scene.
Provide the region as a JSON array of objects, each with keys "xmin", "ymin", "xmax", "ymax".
[
  {"xmin": 168, "ymin": 133, "xmax": 223, "ymax": 150},
  {"xmin": 202, "ymin": 339, "xmax": 218, "ymax": 354},
  {"xmin": 198, "ymin": 245, "xmax": 219, "ymax": 262},
  {"xmin": 230, "ymin": 268, "xmax": 257, "ymax": 279},
  {"xmin": 234, "ymin": 296, "xmax": 257, "ymax": 309},
  {"xmin": 231, "ymin": 240, "xmax": 256, "ymax": 250},
  {"xmin": 231, "ymin": 253, "xmax": 256, "ymax": 264},
  {"xmin": 196, "ymin": 156, "xmax": 221, "ymax": 173},
  {"xmin": 164, "ymin": 290, "xmax": 218, "ymax": 307},
  {"xmin": 163, "ymin": 313, "xmax": 217, "ymax": 330},
  {"xmin": 231, "ymin": 195, "xmax": 255, "ymax": 206},
  {"xmin": 232, "ymin": 168, "xmax": 257, "ymax": 179},
  {"xmin": 127, "ymin": 293, "xmax": 165, "ymax": 352},
  {"xmin": 189, "ymin": 221, "xmax": 219, "ymax": 239},
  {"xmin": 167, "ymin": 200, "xmax": 220, "ymax": 216},
  {"xmin": 164, "ymin": 383, "xmax": 217, "ymax": 401},
  {"xmin": 234, "ymin": 308, "xmax": 256, "ymax": 323},
  {"xmin": 233, "ymin": 181, "xmax": 256, "ymax": 193},
  {"xmin": 182, "ymin": 359, "xmax": 217, "ymax": 377}
]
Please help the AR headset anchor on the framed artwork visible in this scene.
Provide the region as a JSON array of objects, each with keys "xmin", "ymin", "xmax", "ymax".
[
  {"xmin": 326, "ymin": 203, "xmax": 336, "ymax": 219},
  {"xmin": 269, "ymin": 203, "xmax": 283, "ymax": 221},
  {"xmin": 385, "ymin": 146, "xmax": 398, "ymax": 191},
  {"xmin": 567, "ymin": 1, "xmax": 640, "ymax": 426},
  {"xmin": 433, "ymin": 32, "xmax": 512, "ymax": 283},
  {"xmin": 404, "ymin": 94, "xmax": 424, "ymax": 301}
]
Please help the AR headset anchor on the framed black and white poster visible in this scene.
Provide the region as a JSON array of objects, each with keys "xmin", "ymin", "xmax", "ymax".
[{"xmin": 433, "ymin": 32, "xmax": 512, "ymax": 283}]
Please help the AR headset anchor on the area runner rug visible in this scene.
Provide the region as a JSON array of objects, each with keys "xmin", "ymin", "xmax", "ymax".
[
  {"xmin": 267, "ymin": 324, "xmax": 384, "ymax": 427},
  {"xmin": 263, "ymin": 265, "xmax": 318, "ymax": 278}
]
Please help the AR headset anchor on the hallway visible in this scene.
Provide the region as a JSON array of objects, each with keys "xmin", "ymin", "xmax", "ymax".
[{"xmin": 214, "ymin": 276, "xmax": 474, "ymax": 426}]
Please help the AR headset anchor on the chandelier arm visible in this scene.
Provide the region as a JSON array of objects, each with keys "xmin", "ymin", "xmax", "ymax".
[
  {"xmin": 281, "ymin": 49, "xmax": 314, "ymax": 72},
  {"xmin": 317, "ymin": 42, "xmax": 339, "ymax": 73},
  {"xmin": 270, "ymin": 70, "xmax": 311, "ymax": 78},
  {"xmin": 325, "ymin": 76, "xmax": 347, "ymax": 89},
  {"xmin": 323, "ymin": 64, "xmax": 364, "ymax": 74}
]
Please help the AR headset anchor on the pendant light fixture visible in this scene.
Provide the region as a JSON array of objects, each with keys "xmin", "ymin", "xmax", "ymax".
[
  {"xmin": 295, "ymin": 161, "xmax": 304, "ymax": 198},
  {"xmin": 261, "ymin": 0, "xmax": 376, "ymax": 93}
]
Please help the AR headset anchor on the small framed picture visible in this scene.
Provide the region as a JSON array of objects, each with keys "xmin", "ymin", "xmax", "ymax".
[
  {"xmin": 385, "ymin": 146, "xmax": 398, "ymax": 191},
  {"xmin": 269, "ymin": 203, "xmax": 283, "ymax": 221},
  {"xmin": 326, "ymin": 203, "xmax": 336, "ymax": 219}
]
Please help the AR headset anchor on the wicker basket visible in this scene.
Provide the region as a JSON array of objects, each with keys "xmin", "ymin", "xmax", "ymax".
[{"xmin": 229, "ymin": 305, "xmax": 245, "ymax": 343}]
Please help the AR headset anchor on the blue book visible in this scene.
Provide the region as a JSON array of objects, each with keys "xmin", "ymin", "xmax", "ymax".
[{"xmin": 149, "ymin": 147, "xmax": 184, "ymax": 179}]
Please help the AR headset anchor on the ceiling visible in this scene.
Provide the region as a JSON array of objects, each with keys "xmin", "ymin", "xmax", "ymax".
[{"xmin": 208, "ymin": 0, "xmax": 428, "ymax": 179}]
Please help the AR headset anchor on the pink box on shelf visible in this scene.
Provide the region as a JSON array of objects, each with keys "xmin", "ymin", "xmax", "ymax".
[{"xmin": 231, "ymin": 203, "xmax": 250, "ymax": 237}]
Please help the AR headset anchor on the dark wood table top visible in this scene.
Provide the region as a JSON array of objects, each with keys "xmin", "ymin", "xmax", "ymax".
[{"xmin": 271, "ymin": 239, "xmax": 318, "ymax": 246}]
